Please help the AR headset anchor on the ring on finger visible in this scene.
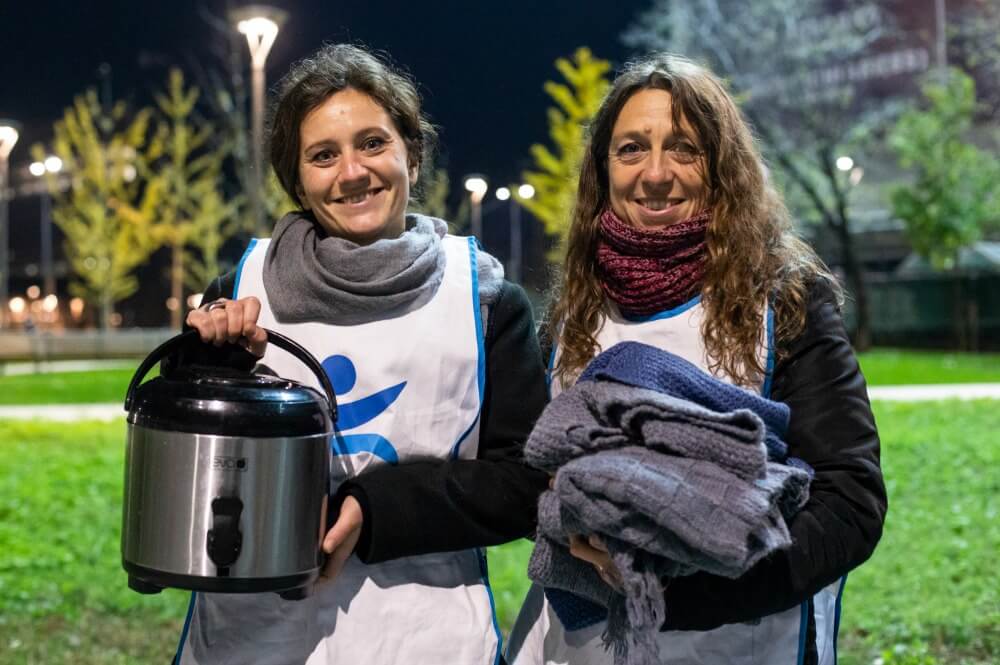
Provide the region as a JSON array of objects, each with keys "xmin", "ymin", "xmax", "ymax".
[{"xmin": 205, "ymin": 299, "xmax": 227, "ymax": 312}]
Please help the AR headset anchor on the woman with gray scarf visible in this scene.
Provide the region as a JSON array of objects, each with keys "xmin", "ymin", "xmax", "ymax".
[{"xmin": 178, "ymin": 44, "xmax": 549, "ymax": 665}]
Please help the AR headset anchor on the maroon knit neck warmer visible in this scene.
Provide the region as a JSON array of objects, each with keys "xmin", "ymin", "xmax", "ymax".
[{"xmin": 596, "ymin": 207, "xmax": 710, "ymax": 317}]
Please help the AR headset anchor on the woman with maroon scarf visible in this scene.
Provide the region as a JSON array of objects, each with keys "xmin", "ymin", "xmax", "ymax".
[{"xmin": 506, "ymin": 53, "xmax": 886, "ymax": 665}]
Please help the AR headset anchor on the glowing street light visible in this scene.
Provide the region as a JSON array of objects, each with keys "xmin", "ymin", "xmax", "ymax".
[
  {"xmin": 835, "ymin": 155, "xmax": 854, "ymax": 172},
  {"xmin": 9, "ymin": 296, "xmax": 26, "ymax": 315},
  {"xmin": 0, "ymin": 119, "xmax": 21, "ymax": 329},
  {"xmin": 31, "ymin": 154, "xmax": 62, "ymax": 298},
  {"xmin": 0, "ymin": 123, "xmax": 17, "ymax": 160},
  {"xmin": 464, "ymin": 174, "xmax": 488, "ymax": 239},
  {"xmin": 44, "ymin": 155, "xmax": 63, "ymax": 173},
  {"xmin": 236, "ymin": 16, "xmax": 280, "ymax": 68},
  {"xmin": 495, "ymin": 187, "xmax": 511, "ymax": 201},
  {"xmin": 69, "ymin": 297, "xmax": 85, "ymax": 320},
  {"xmin": 231, "ymin": 5, "xmax": 287, "ymax": 237},
  {"xmin": 464, "ymin": 175, "xmax": 488, "ymax": 201}
]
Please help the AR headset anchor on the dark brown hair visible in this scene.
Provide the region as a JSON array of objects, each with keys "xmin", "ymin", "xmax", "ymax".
[
  {"xmin": 549, "ymin": 53, "xmax": 840, "ymax": 387},
  {"xmin": 269, "ymin": 43, "xmax": 437, "ymax": 207}
]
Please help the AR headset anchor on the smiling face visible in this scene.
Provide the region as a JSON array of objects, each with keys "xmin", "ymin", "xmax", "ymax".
[
  {"xmin": 296, "ymin": 88, "xmax": 417, "ymax": 244},
  {"xmin": 607, "ymin": 88, "xmax": 709, "ymax": 230}
]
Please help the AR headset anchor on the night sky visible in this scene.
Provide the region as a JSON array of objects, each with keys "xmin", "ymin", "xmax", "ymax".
[
  {"xmin": 2, "ymin": 0, "xmax": 638, "ymax": 180},
  {"xmin": 1, "ymin": 1, "xmax": 641, "ymax": 313}
]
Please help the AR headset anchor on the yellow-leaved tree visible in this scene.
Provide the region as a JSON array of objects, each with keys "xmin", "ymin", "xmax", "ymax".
[
  {"xmin": 263, "ymin": 168, "xmax": 297, "ymax": 225},
  {"xmin": 182, "ymin": 167, "xmax": 243, "ymax": 306},
  {"xmin": 520, "ymin": 47, "xmax": 610, "ymax": 260},
  {"xmin": 137, "ymin": 69, "xmax": 241, "ymax": 328},
  {"xmin": 33, "ymin": 91, "xmax": 162, "ymax": 329}
]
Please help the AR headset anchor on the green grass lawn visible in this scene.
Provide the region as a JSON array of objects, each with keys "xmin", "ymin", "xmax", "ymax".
[
  {"xmin": 857, "ymin": 349, "xmax": 1000, "ymax": 386},
  {"xmin": 1, "ymin": 401, "xmax": 997, "ymax": 664},
  {"xmin": 0, "ymin": 367, "xmax": 137, "ymax": 405},
  {"xmin": 0, "ymin": 348, "xmax": 998, "ymax": 408},
  {"xmin": 837, "ymin": 401, "xmax": 1000, "ymax": 665}
]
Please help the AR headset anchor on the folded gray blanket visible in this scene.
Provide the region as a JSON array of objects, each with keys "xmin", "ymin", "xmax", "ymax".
[
  {"xmin": 530, "ymin": 448, "xmax": 810, "ymax": 584},
  {"xmin": 526, "ymin": 381, "xmax": 811, "ymax": 665},
  {"xmin": 531, "ymin": 448, "xmax": 809, "ymax": 665},
  {"xmin": 527, "ymin": 381, "xmax": 769, "ymax": 482}
]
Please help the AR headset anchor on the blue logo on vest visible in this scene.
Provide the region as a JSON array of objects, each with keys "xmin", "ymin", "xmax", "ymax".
[{"xmin": 323, "ymin": 354, "xmax": 405, "ymax": 464}]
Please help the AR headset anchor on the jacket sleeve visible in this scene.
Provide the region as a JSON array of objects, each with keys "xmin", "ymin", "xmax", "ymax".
[
  {"xmin": 660, "ymin": 278, "xmax": 887, "ymax": 630},
  {"xmin": 340, "ymin": 281, "xmax": 551, "ymax": 563}
]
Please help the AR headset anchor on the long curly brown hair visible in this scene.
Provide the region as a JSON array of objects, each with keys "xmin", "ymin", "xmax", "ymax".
[{"xmin": 548, "ymin": 53, "xmax": 839, "ymax": 388}]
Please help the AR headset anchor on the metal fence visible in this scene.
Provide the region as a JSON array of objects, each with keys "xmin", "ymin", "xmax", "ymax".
[
  {"xmin": 844, "ymin": 272, "xmax": 1000, "ymax": 350},
  {"xmin": 0, "ymin": 328, "xmax": 174, "ymax": 364}
]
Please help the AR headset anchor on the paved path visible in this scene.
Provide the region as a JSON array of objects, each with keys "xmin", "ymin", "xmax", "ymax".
[
  {"xmin": 0, "ymin": 403, "xmax": 128, "ymax": 421},
  {"xmin": 1, "ymin": 383, "xmax": 998, "ymax": 421},
  {"xmin": 0, "ymin": 359, "xmax": 137, "ymax": 376},
  {"xmin": 867, "ymin": 383, "xmax": 1000, "ymax": 401}
]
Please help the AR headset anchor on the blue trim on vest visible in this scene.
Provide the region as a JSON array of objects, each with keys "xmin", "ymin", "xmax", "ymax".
[
  {"xmin": 762, "ymin": 305, "xmax": 776, "ymax": 398},
  {"xmin": 477, "ymin": 548, "xmax": 504, "ymax": 665},
  {"xmin": 796, "ymin": 600, "xmax": 809, "ymax": 665},
  {"xmin": 620, "ymin": 294, "xmax": 702, "ymax": 322},
  {"xmin": 833, "ymin": 575, "xmax": 848, "ymax": 663},
  {"xmin": 174, "ymin": 591, "xmax": 197, "ymax": 662},
  {"xmin": 232, "ymin": 238, "xmax": 259, "ymax": 298},
  {"xmin": 450, "ymin": 237, "xmax": 486, "ymax": 460},
  {"xmin": 546, "ymin": 342, "xmax": 557, "ymax": 397}
]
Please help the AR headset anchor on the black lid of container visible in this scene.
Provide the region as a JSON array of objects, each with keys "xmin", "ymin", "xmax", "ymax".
[
  {"xmin": 125, "ymin": 333, "xmax": 335, "ymax": 438},
  {"xmin": 128, "ymin": 366, "xmax": 333, "ymax": 437}
]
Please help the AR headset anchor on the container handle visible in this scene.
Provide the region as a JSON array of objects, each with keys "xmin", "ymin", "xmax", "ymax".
[{"xmin": 124, "ymin": 329, "xmax": 338, "ymax": 423}]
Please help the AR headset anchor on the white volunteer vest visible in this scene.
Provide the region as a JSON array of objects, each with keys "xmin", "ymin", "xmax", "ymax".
[
  {"xmin": 177, "ymin": 235, "xmax": 503, "ymax": 665},
  {"xmin": 506, "ymin": 296, "xmax": 845, "ymax": 665}
]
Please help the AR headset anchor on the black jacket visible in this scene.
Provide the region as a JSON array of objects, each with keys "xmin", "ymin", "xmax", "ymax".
[
  {"xmin": 656, "ymin": 279, "xmax": 887, "ymax": 631},
  {"xmin": 200, "ymin": 273, "xmax": 551, "ymax": 564}
]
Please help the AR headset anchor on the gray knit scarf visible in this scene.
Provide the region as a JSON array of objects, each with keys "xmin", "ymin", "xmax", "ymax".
[{"xmin": 263, "ymin": 211, "xmax": 503, "ymax": 325}]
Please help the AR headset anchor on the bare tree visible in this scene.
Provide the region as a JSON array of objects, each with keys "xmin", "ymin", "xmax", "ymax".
[{"xmin": 949, "ymin": 0, "xmax": 1000, "ymax": 119}]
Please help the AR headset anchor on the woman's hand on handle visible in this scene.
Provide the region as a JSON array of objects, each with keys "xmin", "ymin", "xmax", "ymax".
[{"xmin": 185, "ymin": 297, "xmax": 268, "ymax": 357}]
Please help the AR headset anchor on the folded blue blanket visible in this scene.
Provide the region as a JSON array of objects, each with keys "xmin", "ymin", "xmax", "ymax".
[{"xmin": 579, "ymin": 341, "xmax": 790, "ymax": 461}]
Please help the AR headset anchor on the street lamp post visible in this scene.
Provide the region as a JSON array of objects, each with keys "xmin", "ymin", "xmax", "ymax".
[
  {"xmin": 464, "ymin": 175, "xmax": 488, "ymax": 240},
  {"xmin": 30, "ymin": 155, "xmax": 63, "ymax": 298},
  {"xmin": 0, "ymin": 120, "xmax": 21, "ymax": 329},
  {"xmin": 513, "ymin": 184, "xmax": 534, "ymax": 284},
  {"xmin": 495, "ymin": 184, "xmax": 534, "ymax": 284},
  {"xmin": 232, "ymin": 5, "xmax": 286, "ymax": 237},
  {"xmin": 935, "ymin": 0, "xmax": 947, "ymax": 72}
]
